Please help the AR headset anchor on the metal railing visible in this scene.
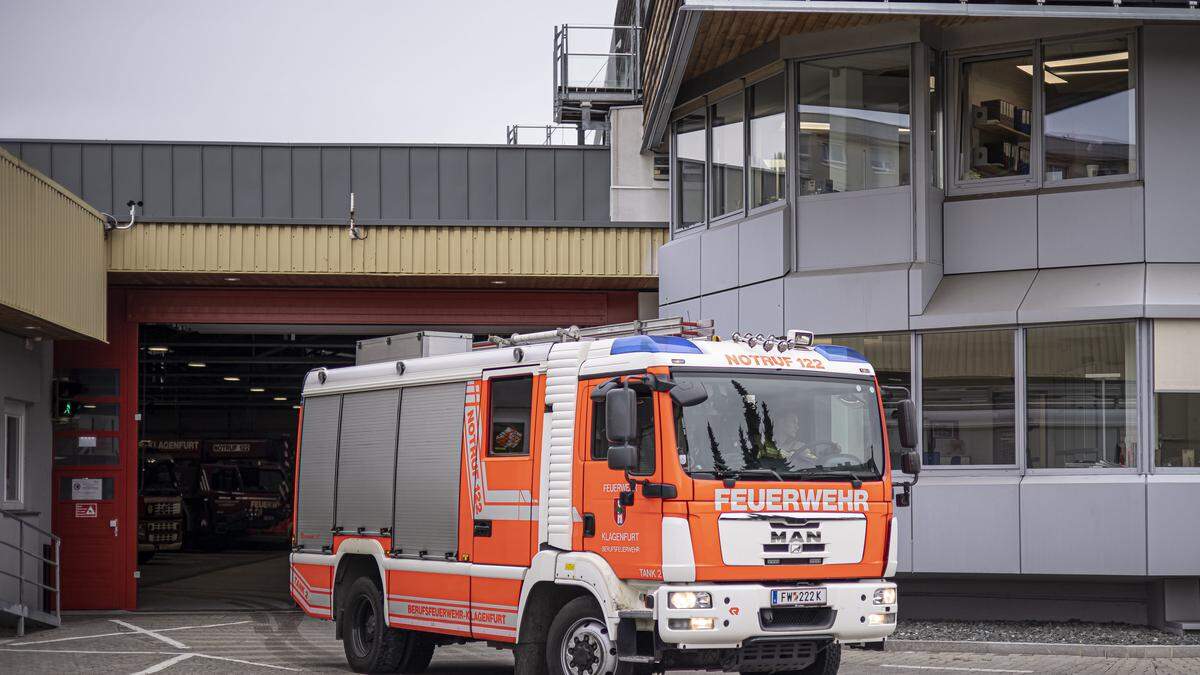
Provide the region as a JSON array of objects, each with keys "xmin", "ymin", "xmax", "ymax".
[
  {"xmin": 0, "ymin": 509, "xmax": 61, "ymax": 636},
  {"xmin": 505, "ymin": 124, "xmax": 599, "ymax": 146},
  {"xmin": 554, "ymin": 24, "xmax": 643, "ymax": 98}
]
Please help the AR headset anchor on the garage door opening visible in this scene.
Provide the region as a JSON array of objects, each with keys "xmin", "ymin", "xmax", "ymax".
[{"xmin": 135, "ymin": 324, "xmax": 362, "ymax": 611}]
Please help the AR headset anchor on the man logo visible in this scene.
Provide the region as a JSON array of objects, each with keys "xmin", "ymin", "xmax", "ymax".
[
  {"xmin": 770, "ymin": 530, "xmax": 821, "ymax": 545},
  {"xmin": 789, "ymin": 542, "xmax": 803, "ymax": 555}
]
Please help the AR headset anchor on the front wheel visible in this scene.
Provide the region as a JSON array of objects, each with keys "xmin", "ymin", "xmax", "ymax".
[
  {"xmin": 341, "ymin": 575, "xmax": 435, "ymax": 673},
  {"xmin": 546, "ymin": 596, "xmax": 650, "ymax": 675}
]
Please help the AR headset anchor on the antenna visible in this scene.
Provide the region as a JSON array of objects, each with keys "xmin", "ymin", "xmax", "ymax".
[
  {"xmin": 347, "ymin": 192, "xmax": 366, "ymax": 240},
  {"xmin": 103, "ymin": 200, "xmax": 143, "ymax": 233}
]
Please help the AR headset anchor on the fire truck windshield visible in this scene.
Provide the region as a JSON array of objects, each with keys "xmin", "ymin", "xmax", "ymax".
[{"xmin": 671, "ymin": 372, "xmax": 884, "ymax": 481}]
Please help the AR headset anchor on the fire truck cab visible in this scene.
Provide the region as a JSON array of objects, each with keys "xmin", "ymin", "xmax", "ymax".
[{"xmin": 290, "ymin": 319, "xmax": 920, "ymax": 674}]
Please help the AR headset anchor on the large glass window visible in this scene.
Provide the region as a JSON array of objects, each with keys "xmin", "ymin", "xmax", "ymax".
[
  {"xmin": 1043, "ymin": 36, "xmax": 1135, "ymax": 181},
  {"xmin": 922, "ymin": 330, "xmax": 1016, "ymax": 467},
  {"xmin": 710, "ymin": 93, "xmax": 745, "ymax": 218},
  {"xmin": 796, "ymin": 47, "xmax": 911, "ymax": 196},
  {"xmin": 591, "ymin": 393, "xmax": 656, "ymax": 476},
  {"xmin": 816, "ymin": 333, "xmax": 911, "ymax": 468},
  {"xmin": 672, "ymin": 373, "xmax": 885, "ymax": 479},
  {"xmin": 960, "ymin": 52, "xmax": 1034, "ymax": 181},
  {"xmin": 1026, "ymin": 322, "xmax": 1137, "ymax": 469},
  {"xmin": 3, "ymin": 403, "xmax": 24, "ymax": 505},
  {"xmin": 749, "ymin": 74, "xmax": 786, "ymax": 208},
  {"xmin": 674, "ymin": 111, "xmax": 706, "ymax": 228},
  {"xmin": 1153, "ymin": 320, "xmax": 1200, "ymax": 468}
]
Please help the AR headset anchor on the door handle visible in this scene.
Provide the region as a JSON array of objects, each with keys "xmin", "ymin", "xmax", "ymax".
[
  {"xmin": 473, "ymin": 519, "xmax": 492, "ymax": 537},
  {"xmin": 109, "ymin": 518, "xmax": 119, "ymax": 538}
]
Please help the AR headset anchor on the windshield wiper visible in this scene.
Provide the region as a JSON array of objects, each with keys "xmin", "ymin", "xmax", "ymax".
[
  {"xmin": 690, "ymin": 467, "xmax": 783, "ymax": 486},
  {"xmin": 734, "ymin": 468, "xmax": 784, "ymax": 481},
  {"xmin": 783, "ymin": 467, "xmax": 869, "ymax": 488}
]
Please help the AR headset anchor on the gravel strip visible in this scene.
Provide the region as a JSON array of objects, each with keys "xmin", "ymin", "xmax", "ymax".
[{"xmin": 894, "ymin": 619, "xmax": 1200, "ymax": 645}]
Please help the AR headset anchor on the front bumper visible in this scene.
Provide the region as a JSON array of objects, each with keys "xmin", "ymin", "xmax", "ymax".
[{"xmin": 651, "ymin": 580, "xmax": 896, "ymax": 647}]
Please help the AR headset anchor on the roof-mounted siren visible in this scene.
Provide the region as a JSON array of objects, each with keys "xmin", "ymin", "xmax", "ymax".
[
  {"xmin": 486, "ymin": 316, "xmax": 714, "ymax": 348},
  {"xmin": 729, "ymin": 329, "xmax": 815, "ymax": 352}
]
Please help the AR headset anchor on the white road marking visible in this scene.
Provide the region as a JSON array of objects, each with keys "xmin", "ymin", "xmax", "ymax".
[
  {"xmin": 882, "ymin": 665, "xmax": 1034, "ymax": 674},
  {"xmin": 188, "ymin": 653, "xmax": 300, "ymax": 671},
  {"xmin": 9, "ymin": 619, "xmax": 250, "ymax": 646},
  {"xmin": 0, "ymin": 648, "xmax": 299, "ymax": 672},
  {"xmin": 109, "ymin": 620, "xmax": 189, "ymax": 650},
  {"xmin": 131, "ymin": 653, "xmax": 195, "ymax": 675}
]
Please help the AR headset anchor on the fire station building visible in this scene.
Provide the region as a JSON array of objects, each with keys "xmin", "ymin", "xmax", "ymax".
[
  {"xmin": 4, "ymin": 0, "xmax": 1200, "ymax": 634},
  {"xmin": 637, "ymin": 0, "xmax": 1200, "ymax": 630}
]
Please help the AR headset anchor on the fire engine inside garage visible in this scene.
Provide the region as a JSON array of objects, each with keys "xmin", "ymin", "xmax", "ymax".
[{"xmin": 2, "ymin": 138, "xmax": 664, "ymax": 615}]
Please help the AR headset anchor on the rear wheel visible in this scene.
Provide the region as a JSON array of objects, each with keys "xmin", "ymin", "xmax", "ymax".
[
  {"xmin": 546, "ymin": 596, "xmax": 651, "ymax": 675},
  {"xmin": 341, "ymin": 575, "xmax": 435, "ymax": 673}
]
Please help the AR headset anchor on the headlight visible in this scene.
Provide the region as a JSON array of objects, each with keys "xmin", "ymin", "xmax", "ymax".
[
  {"xmin": 667, "ymin": 617, "xmax": 715, "ymax": 630},
  {"xmin": 667, "ymin": 591, "xmax": 712, "ymax": 610},
  {"xmin": 873, "ymin": 588, "xmax": 897, "ymax": 605},
  {"xmin": 867, "ymin": 612, "xmax": 897, "ymax": 625}
]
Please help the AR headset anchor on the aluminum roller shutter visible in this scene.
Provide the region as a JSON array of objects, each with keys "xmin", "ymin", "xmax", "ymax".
[
  {"xmin": 296, "ymin": 394, "xmax": 341, "ymax": 552},
  {"xmin": 392, "ymin": 381, "xmax": 466, "ymax": 558},
  {"xmin": 335, "ymin": 388, "xmax": 401, "ymax": 533}
]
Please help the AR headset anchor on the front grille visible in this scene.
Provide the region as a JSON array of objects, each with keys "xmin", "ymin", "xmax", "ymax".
[
  {"xmin": 730, "ymin": 638, "xmax": 825, "ymax": 672},
  {"xmin": 146, "ymin": 501, "xmax": 182, "ymax": 517},
  {"xmin": 759, "ymin": 607, "xmax": 835, "ymax": 631},
  {"xmin": 146, "ymin": 520, "xmax": 180, "ymax": 532},
  {"xmin": 147, "ymin": 532, "xmax": 179, "ymax": 543}
]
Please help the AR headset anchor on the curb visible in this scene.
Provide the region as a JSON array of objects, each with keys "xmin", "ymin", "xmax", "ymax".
[{"xmin": 886, "ymin": 639, "xmax": 1200, "ymax": 658}]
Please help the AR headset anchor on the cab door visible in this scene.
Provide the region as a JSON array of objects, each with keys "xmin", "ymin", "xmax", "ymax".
[{"xmin": 581, "ymin": 380, "xmax": 665, "ymax": 582}]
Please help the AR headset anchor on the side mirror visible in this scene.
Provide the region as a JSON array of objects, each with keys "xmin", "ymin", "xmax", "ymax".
[
  {"xmin": 669, "ymin": 381, "xmax": 708, "ymax": 408},
  {"xmin": 900, "ymin": 449, "xmax": 922, "ymax": 476},
  {"xmin": 607, "ymin": 444, "xmax": 637, "ymax": 472},
  {"xmin": 895, "ymin": 399, "xmax": 918, "ymax": 450},
  {"xmin": 605, "ymin": 387, "xmax": 638, "ymax": 445}
]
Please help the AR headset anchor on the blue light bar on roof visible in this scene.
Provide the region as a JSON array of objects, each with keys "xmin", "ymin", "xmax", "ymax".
[
  {"xmin": 813, "ymin": 344, "xmax": 869, "ymax": 364},
  {"xmin": 611, "ymin": 335, "xmax": 703, "ymax": 355}
]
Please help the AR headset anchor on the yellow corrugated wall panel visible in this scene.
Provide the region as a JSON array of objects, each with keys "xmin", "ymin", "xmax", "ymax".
[
  {"xmin": 0, "ymin": 149, "xmax": 106, "ymax": 340},
  {"xmin": 105, "ymin": 223, "xmax": 666, "ymax": 281}
]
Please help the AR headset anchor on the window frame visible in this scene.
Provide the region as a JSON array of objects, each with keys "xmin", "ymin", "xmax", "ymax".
[
  {"xmin": 792, "ymin": 44, "xmax": 916, "ymax": 204},
  {"xmin": 1146, "ymin": 319, "xmax": 1200, "ymax": 475},
  {"xmin": 746, "ymin": 70, "xmax": 789, "ymax": 215},
  {"xmin": 945, "ymin": 29, "xmax": 1140, "ymax": 197},
  {"xmin": 1021, "ymin": 319, "xmax": 1142, "ymax": 476},
  {"xmin": 485, "ymin": 375, "xmax": 534, "ymax": 458},
  {"xmin": 2, "ymin": 400, "xmax": 25, "ymax": 510},
  {"xmin": 708, "ymin": 90, "xmax": 748, "ymax": 224}
]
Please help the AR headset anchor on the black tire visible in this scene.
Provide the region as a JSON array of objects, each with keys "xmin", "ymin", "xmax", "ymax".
[
  {"xmin": 743, "ymin": 642, "xmax": 841, "ymax": 675},
  {"xmin": 546, "ymin": 596, "xmax": 651, "ymax": 675},
  {"xmin": 341, "ymin": 575, "xmax": 436, "ymax": 673}
]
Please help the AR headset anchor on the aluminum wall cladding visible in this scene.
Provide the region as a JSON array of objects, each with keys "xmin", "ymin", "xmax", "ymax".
[{"xmin": 0, "ymin": 141, "xmax": 631, "ymax": 227}]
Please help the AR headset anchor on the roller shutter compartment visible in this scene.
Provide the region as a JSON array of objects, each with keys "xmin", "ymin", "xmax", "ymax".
[
  {"xmin": 296, "ymin": 394, "xmax": 341, "ymax": 552},
  {"xmin": 392, "ymin": 381, "xmax": 466, "ymax": 558},
  {"xmin": 335, "ymin": 388, "xmax": 401, "ymax": 534}
]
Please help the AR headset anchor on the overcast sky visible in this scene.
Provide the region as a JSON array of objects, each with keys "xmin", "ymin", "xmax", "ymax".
[{"xmin": 0, "ymin": 0, "xmax": 615, "ymax": 144}]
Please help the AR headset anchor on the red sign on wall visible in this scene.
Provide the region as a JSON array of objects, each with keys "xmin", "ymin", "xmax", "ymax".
[{"xmin": 74, "ymin": 503, "xmax": 98, "ymax": 518}]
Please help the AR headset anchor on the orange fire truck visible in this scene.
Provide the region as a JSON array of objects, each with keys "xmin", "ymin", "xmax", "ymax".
[{"xmin": 290, "ymin": 318, "xmax": 920, "ymax": 674}]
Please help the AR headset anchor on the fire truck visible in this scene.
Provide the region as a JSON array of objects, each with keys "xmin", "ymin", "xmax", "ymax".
[{"xmin": 290, "ymin": 318, "xmax": 921, "ymax": 674}]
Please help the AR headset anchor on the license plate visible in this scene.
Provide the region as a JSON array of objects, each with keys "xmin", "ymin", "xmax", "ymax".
[{"xmin": 770, "ymin": 588, "xmax": 827, "ymax": 607}]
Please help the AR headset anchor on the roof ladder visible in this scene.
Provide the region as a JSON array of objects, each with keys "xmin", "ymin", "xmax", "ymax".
[{"xmin": 486, "ymin": 317, "xmax": 714, "ymax": 348}]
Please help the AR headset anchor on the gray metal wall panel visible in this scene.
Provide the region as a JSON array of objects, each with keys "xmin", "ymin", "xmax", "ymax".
[
  {"xmin": 497, "ymin": 149, "xmax": 526, "ymax": 220},
  {"xmin": 526, "ymin": 149, "xmax": 556, "ymax": 220},
  {"xmin": 911, "ymin": 477, "xmax": 1020, "ymax": 574},
  {"xmin": 291, "ymin": 147, "xmax": 322, "ymax": 219},
  {"xmin": 701, "ymin": 288, "xmax": 739, "ymax": 337},
  {"xmin": 894, "ymin": 497, "xmax": 913, "ymax": 573},
  {"xmin": 172, "ymin": 146, "xmax": 202, "ymax": 218},
  {"xmin": 659, "ymin": 297, "xmax": 701, "ymax": 322},
  {"xmin": 82, "ymin": 144, "xmax": 113, "ymax": 214},
  {"xmin": 1147, "ymin": 476, "xmax": 1200, "ymax": 575},
  {"xmin": 468, "ymin": 148, "xmax": 498, "ymax": 220},
  {"xmin": 784, "ymin": 267, "xmax": 910, "ymax": 335},
  {"xmin": 658, "ymin": 234, "xmax": 702, "ymax": 304},
  {"xmin": 737, "ymin": 279, "xmax": 784, "ymax": 337},
  {"xmin": 438, "ymin": 148, "xmax": 469, "ymax": 220},
  {"xmin": 1020, "ymin": 476, "xmax": 1147, "ymax": 575},
  {"xmin": 796, "ymin": 188, "xmax": 912, "ymax": 271},
  {"xmin": 202, "ymin": 145, "xmax": 233, "ymax": 218},
  {"xmin": 112, "ymin": 145, "xmax": 142, "ymax": 210},
  {"xmin": 142, "ymin": 145, "xmax": 172, "ymax": 218},
  {"xmin": 351, "ymin": 147, "xmax": 381, "ymax": 220},
  {"xmin": 1143, "ymin": 26, "xmax": 1200, "ymax": 262},
  {"xmin": 380, "ymin": 148, "xmax": 411, "ymax": 219},
  {"xmin": 262, "ymin": 147, "xmax": 292, "ymax": 219},
  {"xmin": 908, "ymin": 262, "xmax": 942, "ymax": 317},
  {"xmin": 321, "ymin": 147, "xmax": 351, "ymax": 220},
  {"xmin": 410, "ymin": 148, "xmax": 440, "ymax": 220},
  {"xmin": 335, "ymin": 389, "xmax": 400, "ymax": 532},
  {"xmin": 700, "ymin": 223, "xmax": 739, "ymax": 295},
  {"xmin": 911, "ymin": 270, "xmax": 1035, "ymax": 330},
  {"xmin": 1037, "ymin": 187, "xmax": 1144, "ymax": 268},
  {"xmin": 296, "ymin": 395, "xmax": 341, "ymax": 551},
  {"xmin": 0, "ymin": 142, "xmax": 21, "ymax": 159},
  {"xmin": 393, "ymin": 382, "xmax": 465, "ymax": 557},
  {"xmin": 51, "ymin": 144, "xmax": 82, "ymax": 197},
  {"xmin": 583, "ymin": 150, "xmax": 610, "ymax": 222},
  {"xmin": 1017, "ymin": 263, "xmax": 1144, "ymax": 324},
  {"xmin": 22, "ymin": 143, "xmax": 51, "ymax": 176},
  {"xmin": 1145, "ymin": 263, "xmax": 1200, "ymax": 318},
  {"xmin": 943, "ymin": 195, "xmax": 1038, "ymax": 274},
  {"xmin": 232, "ymin": 146, "xmax": 262, "ymax": 219},
  {"xmin": 554, "ymin": 150, "xmax": 584, "ymax": 221},
  {"xmin": 738, "ymin": 208, "xmax": 789, "ymax": 286}
]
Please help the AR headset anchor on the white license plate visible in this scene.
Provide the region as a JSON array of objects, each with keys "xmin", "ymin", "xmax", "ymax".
[{"xmin": 770, "ymin": 588, "xmax": 827, "ymax": 607}]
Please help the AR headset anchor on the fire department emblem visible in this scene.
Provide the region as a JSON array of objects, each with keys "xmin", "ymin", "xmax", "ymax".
[{"xmin": 614, "ymin": 499, "xmax": 625, "ymax": 526}]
